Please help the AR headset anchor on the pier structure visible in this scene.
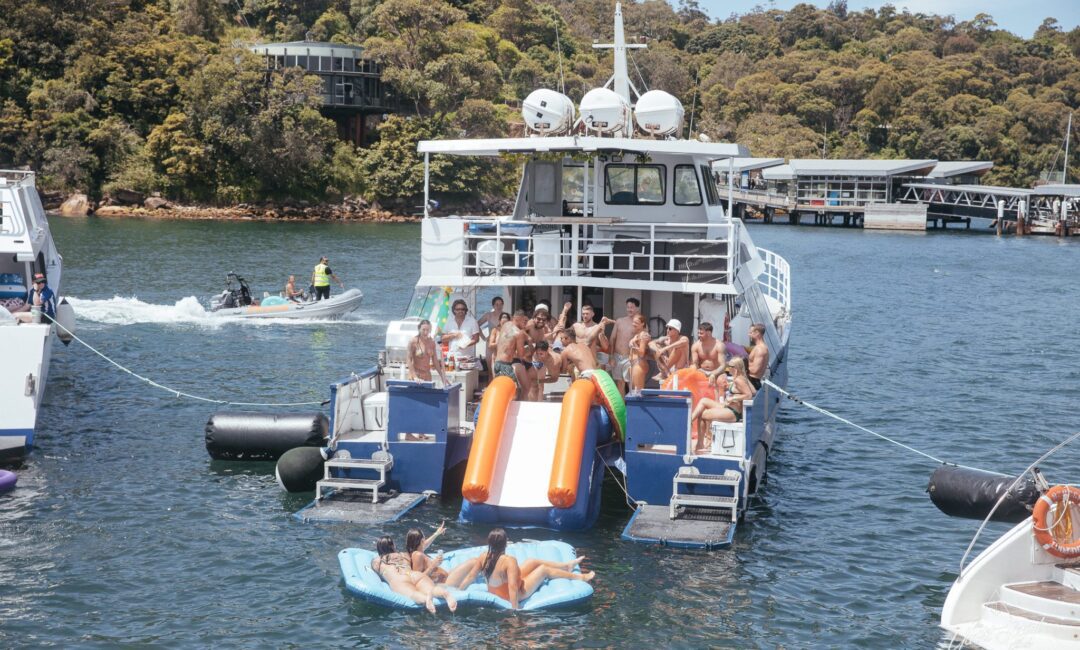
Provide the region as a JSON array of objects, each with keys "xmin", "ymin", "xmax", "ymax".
[{"xmin": 899, "ymin": 182, "xmax": 1080, "ymax": 236}]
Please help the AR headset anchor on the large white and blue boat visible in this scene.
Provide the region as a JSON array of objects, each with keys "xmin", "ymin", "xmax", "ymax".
[
  {"xmin": 0, "ymin": 171, "xmax": 67, "ymax": 462},
  {"xmin": 300, "ymin": 4, "xmax": 792, "ymax": 548}
]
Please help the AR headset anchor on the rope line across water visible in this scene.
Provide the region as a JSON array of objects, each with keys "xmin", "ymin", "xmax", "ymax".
[
  {"xmin": 763, "ymin": 378, "xmax": 954, "ymax": 467},
  {"xmin": 50, "ymin": 318, "xmax": 325, "ymax": 407}
]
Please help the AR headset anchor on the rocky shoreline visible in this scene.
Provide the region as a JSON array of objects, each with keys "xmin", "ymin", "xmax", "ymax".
[{"xmin": 47, "ymin": 192, "xmax": 512, "ymax": 223}]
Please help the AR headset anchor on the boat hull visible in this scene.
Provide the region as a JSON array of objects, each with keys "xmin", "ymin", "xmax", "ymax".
[
  {"xmin": 0, "ymin": 321, "xmax": 54, "ymax": 461},
  {"xmin": 211, "ymin": 289, "xmax": 363, "ymax": 320}
]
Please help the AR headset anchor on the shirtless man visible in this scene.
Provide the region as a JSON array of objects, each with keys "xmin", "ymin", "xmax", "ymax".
[
  {"xmin": 284, "ymin": 275, "xmax": 303, "ymax": 303},
  {"xmin": 746, "ymin": 323, "xmax": 769, "ymax": 391},
  {"xmin": 493, "ymin": 310, "xmax": 532, "ymax": 399},
  {"xmin": 649, "ymin": 318, "xmax": 690, "ymax": 380},
  {"xmin": 407, "ymin": 319, "xmax": 449, "ymax": 385},
  {"xmin": 690, "ymin": 322, "xmax": 725, "ymax": 373},
  {"xmin": 532, "ymin": 341, "xmax": 562, "ymax": 400},
  {"xmin": 523, "ymin": 303, "xmax": 567, "ymax": 400},
  {"xmin": 557, "ymin": 328, "xmax": 598, "ymax": 377},
  {"xmin": 606, "ymin": 297, "xmax": 641, "ymax": 392},
  {"xmin": 571, "ymin": 304, "xmax": 611, "ymax": 355}
]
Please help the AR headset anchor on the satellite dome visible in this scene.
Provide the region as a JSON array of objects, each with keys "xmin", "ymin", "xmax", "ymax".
[
  {"xmin": 634, "ymin": 90, "xmax": 685, "ymax": 137},
  {"xmin": 579, "ymin": 87, "xmax": 632, "ymax": 136},
  {"xmin": 522, "ymin": 89, "xmax": 575, "ymax": 136}
]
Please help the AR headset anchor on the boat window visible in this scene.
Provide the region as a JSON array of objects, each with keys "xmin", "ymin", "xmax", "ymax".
[
  {"xmin": 604, "ymin": 164, "xmax": 666, "ymax": 205},
  {"xmin": 562, "ymin": 165, "xmax": 584, "ymax": 215},
  {"xmin": 700, "ymin": 164, "xmax": 720, "ymax": 205},
  {"xmin": 405, "ymin": 286, "xmax": 447, "ymax": 321},
  {"xmin": 674, "ymin": 165, "xmax": 703, "ymax": 206},
  {"xmin": 533, "ymin": 162, "xmax": 556, "ymax": 204}
]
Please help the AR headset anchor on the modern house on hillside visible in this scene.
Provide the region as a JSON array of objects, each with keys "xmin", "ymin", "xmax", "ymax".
[{"xmin": 249, "ymin": 38, "xmax": 395, "ymax": 146}]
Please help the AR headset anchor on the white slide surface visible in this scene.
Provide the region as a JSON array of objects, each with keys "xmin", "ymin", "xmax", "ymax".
[{"xmin": 485, "ymin": 402, "xmax": 562, "ymax": 508}]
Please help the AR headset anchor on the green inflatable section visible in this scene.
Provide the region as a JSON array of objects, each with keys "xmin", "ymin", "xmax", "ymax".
[{"xmin": 588, "ymin": 369, "xmax": 626, "ymax": 442}]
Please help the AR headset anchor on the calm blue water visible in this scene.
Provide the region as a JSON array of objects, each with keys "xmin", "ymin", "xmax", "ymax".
[{"xmin": 2, "ymin": 218, "xmax": 1078, "ymax": 648}]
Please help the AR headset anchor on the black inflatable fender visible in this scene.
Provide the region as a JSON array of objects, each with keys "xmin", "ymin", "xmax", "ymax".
[
  {"xmin": 927, "ymin": 465, "xmax": 1039, "ymax": 524},
  {"xmin": 205, "ymin": 411, "xmax": 328, "ymax": 461}
]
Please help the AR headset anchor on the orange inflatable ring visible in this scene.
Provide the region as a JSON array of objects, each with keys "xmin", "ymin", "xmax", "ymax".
[
  {"xmin": 661, "ymin": 368, "xmax": 716, "ymax": 412},
  {"xmin": 1032, "ymin": 484, "xmax": 1080, "ymax": 558}
]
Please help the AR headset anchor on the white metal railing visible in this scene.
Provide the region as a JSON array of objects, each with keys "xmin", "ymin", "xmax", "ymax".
[
  {"xmin": 456, "ymin": 217, "xmax": 735, "ymax": 285},
  {"xmin": 0, "ymin": 196, "xmax": 27, "ymax": 237},
  {"xmin": 756, "ymin": 247, "xmax": 791, "ymax": 313}
]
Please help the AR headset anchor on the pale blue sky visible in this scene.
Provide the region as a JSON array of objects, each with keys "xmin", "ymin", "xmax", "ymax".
[{"xmin": 696, "ymin": 1, "xmax": 1080, "ymax": 38}]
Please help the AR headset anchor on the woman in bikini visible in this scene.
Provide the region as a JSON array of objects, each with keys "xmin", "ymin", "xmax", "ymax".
[
  {"xmin": 406, "ymin": 522, "xmax": 449, "ymax": 583},
  {"xmin": 370, "ymin": 536, "xmax": 458, "ymax": 613},
  {"xmin": 406, "ymin": 319, "xmax": 449, "ymax": 385},
  {"xmin": 689, "ymin": 357, "xmax": 755, "ymax": 454},
  {"xmin": 471, "ymin": 528, "xmax": 594, "ymax": 610},
  {"xmin": 627, "ymin": 313, "xmax": 651, "ymax": 393}
]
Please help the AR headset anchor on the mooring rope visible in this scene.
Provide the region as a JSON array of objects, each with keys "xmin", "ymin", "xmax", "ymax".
[
  {"xmin": 762, "ymin": 378, "xmax": 952, "ymax": 466},
  {"xmin": 50, "ymin": 318, "xmax": 325, "ymax": 407}
]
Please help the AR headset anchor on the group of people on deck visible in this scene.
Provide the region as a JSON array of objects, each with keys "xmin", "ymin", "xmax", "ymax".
[
  {"xmin": 405, "ymin": 293, "xmax": 770, "ymax": 411},
  {"xmin": 371, "ymin": 525, "xmax": 594, "ymax": 612}
]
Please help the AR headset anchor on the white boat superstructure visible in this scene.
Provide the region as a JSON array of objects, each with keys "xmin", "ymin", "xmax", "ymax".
[
  {"xmin": 942, "ymin": 517, "xmax": 1080, "ymax": 649},
  {"xmin": 0, "ymin": 171, "xmax": 64, "ymax": 461}
]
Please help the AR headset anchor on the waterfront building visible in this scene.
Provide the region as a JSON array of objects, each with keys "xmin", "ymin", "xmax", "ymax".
[{"xmin": 249, "ymin": 39, "xmax": 395, "ymax": 146}]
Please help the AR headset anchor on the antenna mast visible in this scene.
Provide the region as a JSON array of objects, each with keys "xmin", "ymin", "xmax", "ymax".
[
  {"xmin": 1064, "ymin": 111, "xmax": 1072, "ymax": 184},
  {"xmin": 593, "ymin": 2, "xmax": 646, "ymax": 105}
]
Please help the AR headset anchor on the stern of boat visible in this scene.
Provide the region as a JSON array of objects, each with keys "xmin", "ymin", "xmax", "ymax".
[{"xmin": 0, "ymin": 322, "xmax": 54, "ymax": 460}]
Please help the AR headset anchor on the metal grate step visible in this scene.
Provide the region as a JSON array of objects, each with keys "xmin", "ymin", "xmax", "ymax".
[
  {"xmin": 317, "ymin": 477, "xmax": 384, "ymax": 504},
  {"xmin": 675, "ymin": 469, "xmax": 741, "ymax": 486},
  {"xmin": 326, "ymin": 458, "xmax": 392, "ymax": 470},
  {"xmin": 670, "ymin": 493, "xmax": 738, "ymax": 522}
]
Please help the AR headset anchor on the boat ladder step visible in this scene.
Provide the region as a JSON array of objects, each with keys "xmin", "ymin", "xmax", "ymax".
[
  {"xmin": 674, "ymin": 468, "xmax": 741, "ymax": 486},
  {"xmin": 669, "ymin": 494, "xmax": 738, "ymax": 521},
  {"xmin": 318, "ymin": 455, "xmax": 393, "ymax": 503}
]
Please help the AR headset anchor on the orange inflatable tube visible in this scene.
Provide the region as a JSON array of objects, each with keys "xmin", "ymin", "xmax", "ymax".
[
  {"xmin": 462, "ymin": 376, "xmax": 516, "ymax": 504},
  {"xmin": 662, "ymin": 368, "xmax": 716, "ymax": 412},
  {"xmin": 547, "ymin": 379, "xmax": 596, "ymax": 509}
]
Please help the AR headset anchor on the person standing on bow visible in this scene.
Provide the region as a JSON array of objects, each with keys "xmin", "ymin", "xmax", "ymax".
[{"xmin": 311, "ymin": 256, "xmax": 343, "ymax": 301}]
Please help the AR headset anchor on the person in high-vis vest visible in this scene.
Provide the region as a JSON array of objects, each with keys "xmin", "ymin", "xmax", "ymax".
[{"xmin": 311, "ymin": 256, "xmax": 343, "ymax": 301}]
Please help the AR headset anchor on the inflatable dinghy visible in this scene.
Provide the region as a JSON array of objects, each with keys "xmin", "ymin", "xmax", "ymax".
[{"xmin": 339, "ymin": 539, "xmax": 592, "ymax": 611}]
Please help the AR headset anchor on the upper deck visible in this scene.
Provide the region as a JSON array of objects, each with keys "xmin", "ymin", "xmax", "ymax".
[{"xmin": 0, "ymin": 171, "xmax": 51, "ymax": 260}]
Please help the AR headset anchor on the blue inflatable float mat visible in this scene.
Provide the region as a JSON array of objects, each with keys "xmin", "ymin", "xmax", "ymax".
[{"xmin": 338, "ymin": 539, "xmax": 592, "ymax": 611}]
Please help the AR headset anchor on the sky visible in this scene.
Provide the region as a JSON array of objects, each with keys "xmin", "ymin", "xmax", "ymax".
[{"xmin": 696, "ymin": 1, "xmax": 1080, "ymax": 38}]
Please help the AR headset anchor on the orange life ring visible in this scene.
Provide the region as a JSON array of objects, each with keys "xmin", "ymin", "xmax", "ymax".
[{"xmin": 1032, "ymin": 485, "xmax": 1080, "ymax": 558}]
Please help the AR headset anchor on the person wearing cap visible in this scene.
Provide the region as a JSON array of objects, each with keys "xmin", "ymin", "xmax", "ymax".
[
  {"xmin": 14, "ymin": 273, "xmax": 56, "ymax": 323},
  {"xmin": 649, "ymin": 319, "xmax": 690, "ymax": 381},
  {"xmin": 311, "ymin": 256, "xmax": 343, "ymax": 301}
]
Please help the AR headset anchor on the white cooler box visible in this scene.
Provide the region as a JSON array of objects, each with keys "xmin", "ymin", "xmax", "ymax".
[{"xmin": 362, "ymin": 392, "xmax": 389, "ymax": 431}]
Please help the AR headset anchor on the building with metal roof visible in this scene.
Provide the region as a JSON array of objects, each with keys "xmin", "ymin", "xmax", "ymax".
[{"xmin": 249, "ymin": 39, "xmax": 396, "ymax": 146}]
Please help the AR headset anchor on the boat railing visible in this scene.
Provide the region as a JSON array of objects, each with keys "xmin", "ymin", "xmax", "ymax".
[
  {"xmin": 428, "ymin": 216, "xmax": 735, "ymax": 286},
  {"xmin": 756, "ymin": 247, "xmax": 791, "ymax": 314}
]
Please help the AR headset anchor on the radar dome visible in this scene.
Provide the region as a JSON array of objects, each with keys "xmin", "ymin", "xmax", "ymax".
[
  {"xmin": 634, "ymin": 90, "xmax": 685, "ymax": 137},
  {"xmin": 579, "ymin": 88, "xmax": 632, "ymax": 136},
  {"xmin": 522, "ymin": 89, "xmax": 575, "ymax": 135}
]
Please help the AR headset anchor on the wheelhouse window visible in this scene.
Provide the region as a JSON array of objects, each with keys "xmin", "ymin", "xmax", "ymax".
[
  {"xmin": 604, "ymin": 164, "xmax": 666, "ymax": 205},
  {"xmin": 700, "ymin": 164, "xmax": 720, "ymax": 205},
  {"xmin": 561, "ymin": 165, "xmax": 584, "ymax": 215},
  {"xmin": 674, "ymin": 165, "xmax": 703, "ymax": 206}
]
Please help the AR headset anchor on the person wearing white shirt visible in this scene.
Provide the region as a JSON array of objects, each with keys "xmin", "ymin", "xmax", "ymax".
[{"xmin": 444, "ymin": 299, "xmax": 481, "ymax": 363}]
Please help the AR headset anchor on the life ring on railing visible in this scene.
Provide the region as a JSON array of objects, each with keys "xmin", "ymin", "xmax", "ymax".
[{"xmin": 1032, "ymin": 485, "xmax": 1080, "ymax": 558}]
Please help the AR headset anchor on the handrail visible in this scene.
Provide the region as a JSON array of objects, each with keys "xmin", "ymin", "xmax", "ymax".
[
  {"xmin": 756, "ymin": 247, "xmax": 791, "ymax": 313},
  {"xmin": 452, "ymin": 216, "xmax": 735, "ymax": 284},
  {"xmin": 0, "ymin": 197, "xmax": 28, "ymax": 238}
]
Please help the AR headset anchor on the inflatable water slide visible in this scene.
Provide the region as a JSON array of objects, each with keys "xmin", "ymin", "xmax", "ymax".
[{"xmin": 459, "ymin": 376, "xmax": 617, "ymax": 530}]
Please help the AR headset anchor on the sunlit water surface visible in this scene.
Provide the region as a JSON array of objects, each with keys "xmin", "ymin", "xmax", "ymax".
[{"xmin": 1, "ymin": 217, "xmax": 1077, "ymax": 647}]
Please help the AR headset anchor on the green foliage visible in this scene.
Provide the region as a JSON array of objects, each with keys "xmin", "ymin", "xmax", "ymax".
[{"xmin": 0, "ymin": 0, "xmax": 1078, "ymax": 204}]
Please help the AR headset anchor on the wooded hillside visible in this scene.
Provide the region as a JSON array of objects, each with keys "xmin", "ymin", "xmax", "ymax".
[{"xmin": 1, "ymin": 0, "xmax": 1077, "ymax": 205}]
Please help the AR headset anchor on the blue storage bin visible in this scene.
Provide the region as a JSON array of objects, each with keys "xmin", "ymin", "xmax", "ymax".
[{"xmin": 0, "ymin": 273, "xmax": 25, "ymax": 300}]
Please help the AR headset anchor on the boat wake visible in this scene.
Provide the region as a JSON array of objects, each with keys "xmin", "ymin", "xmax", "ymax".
[{"xmin": 67, "ymin": 296, "xmax": 376, "ymax": 326}]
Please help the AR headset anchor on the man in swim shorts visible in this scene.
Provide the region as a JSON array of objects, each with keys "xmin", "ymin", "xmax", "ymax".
[
  {"xmin": 746, "ymin": 323, "xmax": 769, "ymax": 390},
  {"xmin": 691, "ymin": 322, "xmax": 725, "ymax": 373},
  {"xmin": 649, "ymin": 318, "xmax": 690, "ymax": 381},
  {"xmin": 606, "ymin": 297, "xmax": 641, "ymax": 393},
  {"xmin": 493, "ymin": 310, "xmax": 532, "ymax": 398}
]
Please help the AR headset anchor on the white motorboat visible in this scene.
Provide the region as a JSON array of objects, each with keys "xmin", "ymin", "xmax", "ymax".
[
  {"xmin": 288, "ymin": 4, "xmax": 793, "ymax": 545},
  {"xmin": 0, "ymin": 170, "xmax": 71, "ymax": 462},
  {"xmin": 940, "ymin": 447, "xmax": 1080, "ymax": 649},
  {"xmin": 208, "ymin": 273, "xmax": 362, "ymax": 320}
]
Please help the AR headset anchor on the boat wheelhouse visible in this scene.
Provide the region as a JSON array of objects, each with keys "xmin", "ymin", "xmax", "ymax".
[{"xmin": 300, "ymin": 3, "xmax": 792, "ymax": 548}]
